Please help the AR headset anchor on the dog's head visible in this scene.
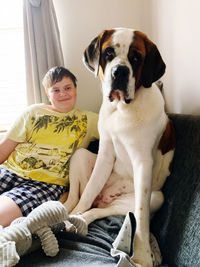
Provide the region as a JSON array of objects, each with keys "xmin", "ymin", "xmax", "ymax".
[{"xmin": 83, "ymin": 28, "xmax": 166, "ymax": 104}]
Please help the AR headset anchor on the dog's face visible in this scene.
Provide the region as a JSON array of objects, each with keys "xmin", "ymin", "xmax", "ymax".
[{"xmin": 83, "ymin": 28, "xmax": 166, "ymax": 104}]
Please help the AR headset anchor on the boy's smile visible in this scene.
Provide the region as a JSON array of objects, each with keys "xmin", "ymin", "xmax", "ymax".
[{"xmin": 47, "ymin": 77, "xmax": 77, "ymax": 113}]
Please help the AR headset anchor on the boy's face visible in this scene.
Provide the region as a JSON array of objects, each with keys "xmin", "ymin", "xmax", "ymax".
[{"xmin": 47, "ymin": 76, "xmax": 77, "ymax": 113}]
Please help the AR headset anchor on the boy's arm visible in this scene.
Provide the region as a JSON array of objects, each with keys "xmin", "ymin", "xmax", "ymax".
[{"xmin": 0, "ymin": 138, "xmax": 19, "ymax": 164}]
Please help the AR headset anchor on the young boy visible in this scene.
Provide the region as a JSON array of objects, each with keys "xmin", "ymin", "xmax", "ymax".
[{"xmin": 0, "ymin": 66, "xmax": 99, "ymax": 226}]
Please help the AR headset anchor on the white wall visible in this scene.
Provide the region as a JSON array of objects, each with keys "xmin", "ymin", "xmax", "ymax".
[
  {"xmin": 53, "ymin": 0, "xmax": 149, "ymax": 113},
  {"xmin": 149, "ymin": 0, "xmax": 200, "ymax": 114},
  {"xmin": 53, "ymin": 0, "xmax": 200, "ymax": 115}
]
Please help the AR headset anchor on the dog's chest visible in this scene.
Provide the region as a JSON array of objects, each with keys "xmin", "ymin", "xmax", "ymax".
[
  {"xmin": 100, "ymin": 103, "xmax": 158, "ymax": 147},
  {"xmin": 99, "ymin": 108, "xmax": 150, "ymax": 176},
  {"xmin": 99, "ymin": 92, "xmax": 167, "ymax": 177}
]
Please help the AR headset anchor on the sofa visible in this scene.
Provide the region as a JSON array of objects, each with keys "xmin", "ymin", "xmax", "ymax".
[{"xmin": 16, "ymin": 113, "xmax": 200, "ymax": 267}]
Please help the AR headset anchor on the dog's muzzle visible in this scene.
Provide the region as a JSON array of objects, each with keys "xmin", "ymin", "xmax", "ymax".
[
  {"xmin": 111, "ymin": 65, "xmax": 129, "ymax": 87},
  {"xmin": 109, "ymin": 65, "xmax": 131, "ymax": 103}
]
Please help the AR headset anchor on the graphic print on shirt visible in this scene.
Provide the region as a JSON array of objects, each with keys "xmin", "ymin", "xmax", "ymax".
[{"xmin": 6, "ymin": 114, "xmax": 87, "ymax": 183}]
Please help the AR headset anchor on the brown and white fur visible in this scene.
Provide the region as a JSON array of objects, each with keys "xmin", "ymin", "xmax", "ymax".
[{"xmin": 64, "ymin": 28, "xmax": 175, "ymax": 267}]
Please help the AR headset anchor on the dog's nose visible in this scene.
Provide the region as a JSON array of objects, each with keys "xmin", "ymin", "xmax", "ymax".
[{"xmin": 111, "ymin": 65, "xmax": 130, "ymax": 80}]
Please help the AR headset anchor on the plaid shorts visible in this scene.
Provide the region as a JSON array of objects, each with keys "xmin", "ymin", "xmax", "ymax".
[{"xmin": 0, "ymin": 167, "xmax": 66, "ymax": 216}]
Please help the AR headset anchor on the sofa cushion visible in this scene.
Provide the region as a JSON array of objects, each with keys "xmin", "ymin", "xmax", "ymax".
[{"xmin": 151, "ymin": 114, "xmax": 200, "ymax": 266}]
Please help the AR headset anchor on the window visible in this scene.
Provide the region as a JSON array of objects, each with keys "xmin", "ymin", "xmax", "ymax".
[{"xmin": 0, "ymin": 0, "xmax": 27, "ymax": 132}]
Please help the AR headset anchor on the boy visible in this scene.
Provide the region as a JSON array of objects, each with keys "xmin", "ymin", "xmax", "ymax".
[{"xmin": 0, "ymin": 66, "xmax": 99, "ymax": 226}]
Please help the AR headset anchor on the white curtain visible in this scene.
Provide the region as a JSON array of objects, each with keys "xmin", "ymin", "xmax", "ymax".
[{"xmin": 23, "ymin": 0, "xmax": 64, "ymax": 105}]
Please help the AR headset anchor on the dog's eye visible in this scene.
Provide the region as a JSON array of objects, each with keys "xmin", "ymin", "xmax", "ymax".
[
  {"xmin": 104, "ymin": 47, "xmax": 115, "ymax": 61},
  {"xmin": 133, "ymin": 53, "xmax": 141, "ymax": 62},
  {"xmin": 129, "ymin": 52, "xmax": 142, "ymax": 67}
]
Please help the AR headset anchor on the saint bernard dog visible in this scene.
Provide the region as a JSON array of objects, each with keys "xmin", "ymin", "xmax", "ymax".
[{"xmin": 64, "ymin": 28, "xmax": 175, "ymax": 267}]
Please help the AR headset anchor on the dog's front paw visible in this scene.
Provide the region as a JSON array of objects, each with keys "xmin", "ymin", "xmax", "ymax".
[
  {"xmin": 71, "ymin": 196, "xmax": 93, "ymax": 215},
  {"xmin": 132, "ymin": 257, "xmax": 153, "ymax": 267},
  {"xmin": 70, "ymin": 207, "xmax": 82, "ymax": 215},
  {"xmin": 70, "ymin": 203, "xmax": 86, "ymax": 215},
  {"xmin": 132, "ymin": 233, "xmax": 162, "ymax": 267},
  {"xmin": 69, "ymin": 215, "xmax": 88, "ymax": 236},
  {"xmin": 132, "ymin": 239, "xmax": 153, "ymax": 267}
]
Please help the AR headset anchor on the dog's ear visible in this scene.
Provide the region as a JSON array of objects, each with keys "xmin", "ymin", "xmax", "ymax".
[
  {"xmin": 83, "ymin": 34, "xmax": 102, "ymax": 77},
  {"xmin": 140, "ymin": 38, "xmax": 166, "ymax": 88}
]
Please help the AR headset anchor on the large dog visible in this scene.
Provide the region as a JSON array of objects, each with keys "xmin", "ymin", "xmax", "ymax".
[{"xmin": 64, "ymin": 28, "xmax": 175, "ymax": 267}]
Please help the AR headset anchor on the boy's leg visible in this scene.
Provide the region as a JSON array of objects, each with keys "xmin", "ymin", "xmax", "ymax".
[
  {"xmin": 0, "ymin": 195, "xmax": 22, "ymax": 227},
  {"xmin": 0, "ymin": 175, "xmax": 65, "ymax": 226},
  {"xmin": 0, "ymin": 168, "xmax": 24, "ymax": 226},
  {"xmin": 0, "ymin": 168, "xmax": 21, "ymax": 194}
]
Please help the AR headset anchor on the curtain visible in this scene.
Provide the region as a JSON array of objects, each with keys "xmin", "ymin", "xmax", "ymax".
[{"xmin": 23, "ymin": 0, "xmax": 64, "ymax": 105}]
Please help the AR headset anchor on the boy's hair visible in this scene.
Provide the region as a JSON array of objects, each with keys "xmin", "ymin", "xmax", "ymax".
[{"xmin": 42, "ymin": 66, "xmax": 77, "ymax": 91}]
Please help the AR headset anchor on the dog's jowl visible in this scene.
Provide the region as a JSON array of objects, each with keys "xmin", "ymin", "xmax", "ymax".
[{"xmin": 64, "ymin": 28, "xmax": 175, "ymax": 267}]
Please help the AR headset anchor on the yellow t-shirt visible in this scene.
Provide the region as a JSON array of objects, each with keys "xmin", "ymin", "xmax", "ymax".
[{"xmin": 2, "ymin": 104, "xmax": 99, "ymax": 186}]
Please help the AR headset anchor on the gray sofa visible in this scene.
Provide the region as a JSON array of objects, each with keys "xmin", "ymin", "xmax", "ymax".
[
  {"xmin": 151, "ymin": 113, "xmax": 200, "ymax": 266},
  {"xmin": 16, "ymin": 113, "xmax": 200, "ymax": 267}
]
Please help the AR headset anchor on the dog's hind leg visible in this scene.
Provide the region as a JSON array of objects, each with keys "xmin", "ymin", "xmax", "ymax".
[
  {"xmin": 63, "ymin": 148, "xmax": 97, "ymax": 213},
  {"xmin": 150, "ymin": 190, "xmax": 164, "ymax": 218},
  {"xmin": 80, "ymin": 194, "xmax": 134, "ymax": 225},
  {"xmin": 78, "ymin": 190, "xmax": 163, "ymax": 225}
]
